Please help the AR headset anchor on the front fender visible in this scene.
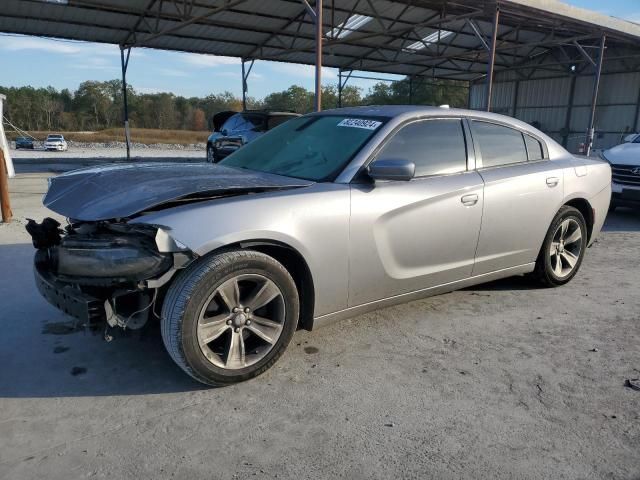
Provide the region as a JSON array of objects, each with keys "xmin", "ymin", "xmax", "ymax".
[{"xmin": 130, "ymin": 184, "xmax": 351, "ymax": 317}]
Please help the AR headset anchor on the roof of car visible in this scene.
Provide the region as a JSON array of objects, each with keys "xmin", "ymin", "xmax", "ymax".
[{"xmin": 318, "ymin": 105, "xmax": 539, "ymax": 129}]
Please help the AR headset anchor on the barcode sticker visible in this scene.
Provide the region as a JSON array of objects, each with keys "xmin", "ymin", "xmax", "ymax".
[{"xmin": 337, "ymin": 118, "xmax": 382, "ymax": 130}]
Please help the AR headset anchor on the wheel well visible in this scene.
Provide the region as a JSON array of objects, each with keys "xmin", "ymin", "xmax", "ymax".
[
  {"xmin": 564, "ymin": 198, "xmax": 594, "ymax": 241},
  {"xmin": 229, "ymin": 240, "xmax": 316, "ymax": 331}
]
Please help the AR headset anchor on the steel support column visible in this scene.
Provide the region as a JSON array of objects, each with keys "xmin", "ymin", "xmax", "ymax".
[
  {"xmin": 314, "ymin": 0, "xmax": 323, "ymax": 112},
  {"xmin": 562, "ymin": 74, "xmax": 577, "ymax": 148},
  {"xmin": 585, "ymin": 35, "xmax": 606, "ymax": 156},
  {"xmin": 485, "ymin": 6, "xmax": 500, "ymax": 112},
  {"xmin": 511, "ymin": 80, "xmax": 520, "ymax": 117},
  {"xmin": 338, "ymin": 69, "xmax": 342, "ymax": 108},
  {"xmin": 120, "ymin": 46, "xmax": 132, "ymax": 160},
  {"xmin": 241, "ymin": 58, "xmax": 254, "ymax": 111},
  {"xmin": 409, "ymin": 76, "xmax": 413, "ymax": 104}
]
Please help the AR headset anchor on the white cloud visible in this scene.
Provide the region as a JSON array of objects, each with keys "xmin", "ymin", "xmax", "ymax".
[
  {"xmin": 182, "ymin": 53, "xmax": 240, "ymax": 68},
  {"xmin": 0, "ymin": 34, "xmax": 128, "ymax": 61},
  {"xmin": 271, "ymin": 63, "xmax": 337, "ymax": 80}
]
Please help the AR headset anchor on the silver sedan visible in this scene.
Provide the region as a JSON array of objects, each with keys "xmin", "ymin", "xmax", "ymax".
[{"xmin": 31, "ymin": 106, "xmax": 611, "ymax": 386}]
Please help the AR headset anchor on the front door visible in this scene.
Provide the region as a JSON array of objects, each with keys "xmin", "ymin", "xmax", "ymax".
[{"xmin": 348, "ymin": 118, "xmax": 484, "ymax": 307}]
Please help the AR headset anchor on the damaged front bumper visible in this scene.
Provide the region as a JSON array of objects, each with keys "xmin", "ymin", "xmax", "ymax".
[
  {"xmin": 34, "ymin": 249, "xmax": 106, "ymax": 325},
  {"xmin": 29, "ymin": 218, "xmax": 194, "ymax": 331}
]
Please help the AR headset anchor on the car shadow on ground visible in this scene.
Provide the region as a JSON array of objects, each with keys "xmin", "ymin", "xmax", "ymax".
[
  {"xmin": 2, "ymin": 208, "xmax": 638, "ymax": 398},
  {"xmin": 0, "ymin": 243, "xmax": 206, "ymax": 398},
  {"xmin": 602, "ymin": 207, "xmax": 640, "ymax": 232}
]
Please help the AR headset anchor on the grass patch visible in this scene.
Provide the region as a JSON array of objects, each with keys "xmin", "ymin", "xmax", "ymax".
[{"xmin": 7, "ymin": 128, "xmax": 210, "ymax": 145}]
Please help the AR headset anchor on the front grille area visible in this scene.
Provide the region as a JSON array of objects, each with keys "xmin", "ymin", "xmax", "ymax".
[{"xmin": 611, "ymin": 164, "xmax": 640, "ymax": 187}]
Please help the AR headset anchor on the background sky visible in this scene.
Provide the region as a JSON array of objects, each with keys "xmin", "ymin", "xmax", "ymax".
[{"xmin": 0, "ymin": 0, "xmax": 638, "ymax": 99}]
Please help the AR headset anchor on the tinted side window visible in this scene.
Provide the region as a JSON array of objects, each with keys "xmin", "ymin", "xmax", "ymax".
[
  {"xmin": 472, "ymin": 121, "xmax": 527, "ymax": 167},
  {"xmin": 378, "ymin": 119, "xmax": 467, "ymax": 177},
  {"xmin": 524, "ymin": 134, "xmax": 544, "ymax": 161}
]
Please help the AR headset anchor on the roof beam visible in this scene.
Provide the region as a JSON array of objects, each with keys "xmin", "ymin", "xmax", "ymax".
[{"xmin": 127, "ymin": 0, "xmax": 247, "ymax": 48}]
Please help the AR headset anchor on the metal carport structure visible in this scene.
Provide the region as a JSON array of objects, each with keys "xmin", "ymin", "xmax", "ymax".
[{"xmin": 1, "ymin": 0, "xmax": 640, "ymax": 158}]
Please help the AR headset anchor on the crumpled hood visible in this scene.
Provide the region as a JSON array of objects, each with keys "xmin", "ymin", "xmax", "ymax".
[{"xmin": 44, "ymin": 162, "xmax": 313, "ymax": 221}]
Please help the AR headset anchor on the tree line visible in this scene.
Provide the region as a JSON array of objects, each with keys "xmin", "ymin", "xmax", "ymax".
[{"xmin": 0, "ymin": 78, "xmax": 468, "ymax": 133}]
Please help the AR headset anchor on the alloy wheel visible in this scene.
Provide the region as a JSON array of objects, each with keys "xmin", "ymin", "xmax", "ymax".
[
  {"xmin": 197, "ymin": 274, "xmax": 285, "ymax": 369},
  {"xmin": 549, "ymin": 218, "xmax": 583, "ymax": 279}
]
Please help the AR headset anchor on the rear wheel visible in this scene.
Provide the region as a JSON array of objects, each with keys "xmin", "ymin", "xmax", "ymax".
[
  {"xmin": 161, "ymin": 250, "xmax": 299, "ymax": 386},
  {"xmin": 206, "ymin": 144, "xmax": 216, "ymax": 163},
  {"xmin": 534, "ymin": 206, "xmax": 587, "ymax": 287}
]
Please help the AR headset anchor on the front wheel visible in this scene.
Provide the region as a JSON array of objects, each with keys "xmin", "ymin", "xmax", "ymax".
[
  {"xmin": 534, "ymin": 206, "xmax": 587, "ymax": 287},
  {"xmin": 161, "ymin": 250, "xmax": 299, "ymax": 386}
]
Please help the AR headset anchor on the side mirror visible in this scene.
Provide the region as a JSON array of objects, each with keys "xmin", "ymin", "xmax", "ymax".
[{"xmin": 367, "ymin": 158, "xmax": 415, "ymax": 181}]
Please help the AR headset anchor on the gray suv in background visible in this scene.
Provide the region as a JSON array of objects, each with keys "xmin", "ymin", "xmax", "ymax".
[{"xmin": 206, "ymin": 110, "xmax": 300, "ymax": 162}]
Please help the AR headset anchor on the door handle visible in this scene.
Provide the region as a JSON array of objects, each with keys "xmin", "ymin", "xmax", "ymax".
[
  {"xmin": 546, "ymin": 176, "xmax": 559, "ymax": 187},
  {"xmin": 461, "ymin": 194, "xmax": 479, "ymax": 206}
]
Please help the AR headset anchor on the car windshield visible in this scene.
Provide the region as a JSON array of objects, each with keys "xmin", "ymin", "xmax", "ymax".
[
  {"xmin": 633, "ymin": 135, "xmax": 640, "ymax": 144},
  {"xmin": 47, "ymin": 136, "xmax": 63, "ymax": 140},
  {"xmin": 220, "ymin": 115, "xmax": 387, "ymax": 181}
]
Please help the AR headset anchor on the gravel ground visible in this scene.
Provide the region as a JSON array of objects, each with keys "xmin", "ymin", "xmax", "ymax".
[{"xmin": 0, "ymin": 165, "xmax": 639, "ymax": 480}]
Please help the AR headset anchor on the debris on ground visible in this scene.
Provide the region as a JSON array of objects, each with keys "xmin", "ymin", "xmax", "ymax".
[{"xmin": 624, "ymin": 378, "xmax": 640, "ymax": 391}]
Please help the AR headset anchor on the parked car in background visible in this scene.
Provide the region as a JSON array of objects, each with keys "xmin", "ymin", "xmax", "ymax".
[
  {"xmin": 14, "ymin": 136, "xmax": 34, "ymax": 149},
  {"xmin": 29, "ymin": 106, "xmax": 611, "ymax": 386},
  {"xmin": 600, "ymin": 133, "xmax": 640, "ymax": 210},
  {"xmin": 44, "ymin": 134, "xmax": 68, "ymax": 151},
  {"xmin": 206, "ymin": 110, "xmax": 300, "ymax": 162}
]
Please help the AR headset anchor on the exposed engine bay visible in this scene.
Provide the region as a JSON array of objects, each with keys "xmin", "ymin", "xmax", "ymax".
[{"xmin": 28, "ymin": 217, "xmax": 194, "ymax": 336}]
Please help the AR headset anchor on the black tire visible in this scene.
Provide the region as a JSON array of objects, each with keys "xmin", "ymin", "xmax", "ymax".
[
  {"xmin": 161, "ymin": 249, "xmax": 299, "ymax": 386},
  {"xmin": 534, "ymin": 206, "xmax": 587, "ymax": 287}
]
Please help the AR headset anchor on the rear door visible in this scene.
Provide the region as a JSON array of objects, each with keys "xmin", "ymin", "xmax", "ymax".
[
  {"xmin": 348, "ymin": 118, "xmax": 484, "ymax": 307},
  {"xmin": 470, "ymin": 120, "xmax": 563, "ymax": 275}
]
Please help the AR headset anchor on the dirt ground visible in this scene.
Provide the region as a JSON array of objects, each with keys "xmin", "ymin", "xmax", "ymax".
[{"xmin": 0, "ymin": 160, "xmax": 639, "ymax": 480}]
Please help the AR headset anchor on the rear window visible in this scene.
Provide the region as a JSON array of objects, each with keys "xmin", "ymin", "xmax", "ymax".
[
  {"xmin": 234, "ymin": 114, "xmax": 266, "ymax": 132},
  {"xmin": 267, "ymin": 115, "xmax": 296, "ymax": 130}
]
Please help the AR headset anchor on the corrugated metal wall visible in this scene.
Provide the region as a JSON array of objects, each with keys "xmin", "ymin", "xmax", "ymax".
[{"xmin": 470, "ymin": 70, "xmax": 640, "ymax": 153}]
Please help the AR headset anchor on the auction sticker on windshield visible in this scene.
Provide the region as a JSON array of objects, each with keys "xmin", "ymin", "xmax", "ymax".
[{"xmin": 337, "ymin": 118, "xmax": 382, "ymax": 130}]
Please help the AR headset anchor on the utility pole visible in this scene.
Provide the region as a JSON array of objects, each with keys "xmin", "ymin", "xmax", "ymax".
[
  {"xmin": 0, "ymin": 93, "xmax": 13, "ymax": 223},
  {"xmin": 585, "ymin": 35, "xmax": 606, "ymax": 156},
  {"xmin": 314, "ymin": 0, "xmax": 323, "ymax": 111},
  {"xmin": 120, "ymin": 46, "xmax": 132, "ymax": 160}
]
